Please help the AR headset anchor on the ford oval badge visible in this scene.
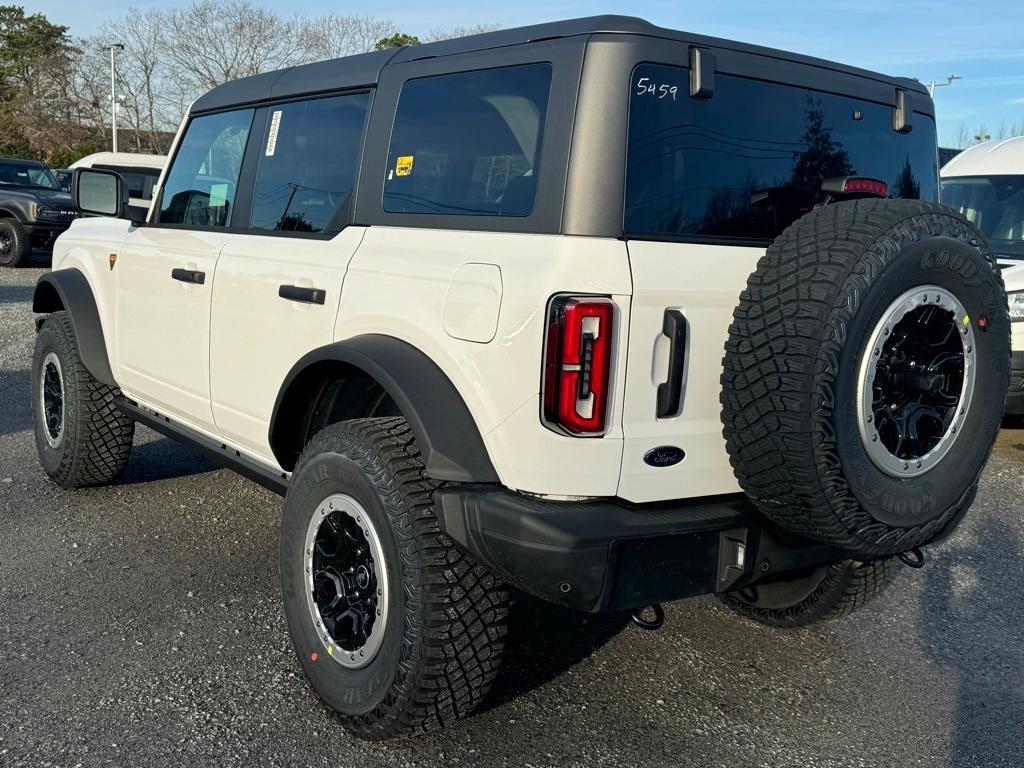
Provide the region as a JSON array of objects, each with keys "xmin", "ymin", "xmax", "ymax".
[{"xmin": 643, "ymin": 446, "xmax": 685, "ymax": 468}]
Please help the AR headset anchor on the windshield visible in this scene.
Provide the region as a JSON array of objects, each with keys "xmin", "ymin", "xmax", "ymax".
[
  {"xmin": 941, "ymin": 175, "xmax": 1024, "ymax": 260},
  {"xmin": 0, "ymin": 160, "xmax": 60, "ymax": 190}
]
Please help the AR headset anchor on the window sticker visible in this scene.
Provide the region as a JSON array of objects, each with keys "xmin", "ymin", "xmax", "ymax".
[
  {"xmin": 395, "ymin": 155, "xmax": 414, "ymax": 177},
  {"xmin": 209, "ymin": 182, "xmax": 228, "ymax": 209},
  {"xmin": 265, "ymin": 110, "xmax": 283, "ymax": 156}
]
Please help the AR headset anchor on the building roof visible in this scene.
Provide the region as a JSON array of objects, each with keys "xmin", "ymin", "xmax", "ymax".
[
  {"xmin": 941, "ymin": 136, "xmax": 1024, "ymax": 177},
  {"xmin": 191, "ymin": 15, "xmax": 928, "ymax": 114}
]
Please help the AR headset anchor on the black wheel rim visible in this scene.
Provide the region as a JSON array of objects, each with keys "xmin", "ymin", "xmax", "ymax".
[
  {"xmin": 858, "ymin": 286, "xmax": 976, "ymax": 477},
  {"xmin": 304, "ymin": 494, "xmax": 388, "ymax": 668},
  {"xmin": 40, "ymin": 352, "xmax": 65, "ymax": 447}
]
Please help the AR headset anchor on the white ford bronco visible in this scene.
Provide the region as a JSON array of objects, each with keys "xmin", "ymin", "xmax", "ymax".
[{"xmin": 30, "ymin": 17, "xmax": 1011, "ymax": 739}]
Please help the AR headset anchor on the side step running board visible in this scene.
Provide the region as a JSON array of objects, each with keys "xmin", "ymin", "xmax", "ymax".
[{"xmin": 117, "ymin": 398, "xmax": 290, "ymax": 496}]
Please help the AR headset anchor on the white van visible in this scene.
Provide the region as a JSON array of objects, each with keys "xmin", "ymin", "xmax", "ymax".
[
  {"xmin": 69, "ymin": 152, "xmax": 166, "ymax": 210},
  {"xmin": 942, "ymin": 138, "xmax": 1024, "ymax": 416}
]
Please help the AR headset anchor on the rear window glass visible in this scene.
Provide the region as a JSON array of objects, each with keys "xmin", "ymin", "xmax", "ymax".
[
  {"xmin": 625, "ymin": 64, "xmax": 938, "ymax": 242},
  {"xmin": 383, "ymin": 63, "xmax": 552, "ymax": 217},
  {"xmin": 250, "ymin": 92, "xmax": 369, "ymax": 234}
]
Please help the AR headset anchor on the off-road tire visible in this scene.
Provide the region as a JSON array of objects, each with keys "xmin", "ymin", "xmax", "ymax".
[
  {"xmin": 280, "ymin": 417, "xmax": 510, "ymax": 739},
  {"xmin": 719, "ymin": 559, "xmax": 893, "ymax": 628},
  {"xmin": 0, "ymin": 217, "xmax": 31, "ymax": 267},
  {"xmin": 722, "ymin": 199, "xmax": 1010, "ymax": 556},
  {"xmin": 32, "ymin": 311, "xmax": 135, "ymax": 487}
]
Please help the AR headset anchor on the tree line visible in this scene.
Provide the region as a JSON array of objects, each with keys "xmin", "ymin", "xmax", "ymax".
[{"xmin": 0, "ymin": 2, "xmax": 495, "ymax": 165}]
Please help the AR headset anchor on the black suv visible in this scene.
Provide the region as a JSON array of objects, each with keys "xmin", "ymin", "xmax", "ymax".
[{"xmin": 0, "ymin": 157, "xmax": 78, "ymax": 267}]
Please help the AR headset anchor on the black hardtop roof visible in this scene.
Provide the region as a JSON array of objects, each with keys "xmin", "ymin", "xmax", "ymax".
[{"xmin": 191, "ymin": 14, "xmax": 928, "ymax": 114}]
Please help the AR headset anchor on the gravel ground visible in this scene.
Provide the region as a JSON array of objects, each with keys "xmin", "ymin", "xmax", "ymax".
[{"xmin": 1, "ymin": 258, "xmax": 1022, "ymax": 768}]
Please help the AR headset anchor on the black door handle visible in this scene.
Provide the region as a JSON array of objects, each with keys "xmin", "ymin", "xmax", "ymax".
[
  {"xmin": 656, "ymin": 309, "xmax": 688, "ymax": 419},
  {"xmin": 278, "ymin": 284, "xmax": 326, "ymax": 305},
  {"xmin": 171, "ymin": 268, "xmax": 205, "ymax": 285}
]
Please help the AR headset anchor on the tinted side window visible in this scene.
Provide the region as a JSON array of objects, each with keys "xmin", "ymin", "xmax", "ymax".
[
  {"xmin": 250, "ymin": 92, "xmax": 369, "ymax": 233},
  {"xmin": 625, "ymin": 65, "xmax": 939, "ymax": 242},
  {"xmin": 384, "ymin": 63, "xmax": 552, "ymax": 217},
  {"xmin": 159, "ymin": 109, "xmax": 253, "ymax": 227}
]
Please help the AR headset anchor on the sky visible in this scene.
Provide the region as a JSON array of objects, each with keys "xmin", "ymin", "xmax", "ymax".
[{"xmin": 31, "ymin": 0, "xmax": 1024, "ymax": 146}]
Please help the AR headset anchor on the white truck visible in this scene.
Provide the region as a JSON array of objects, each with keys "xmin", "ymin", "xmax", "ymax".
[
  {"xmin": 941, "ymin": 137, "xmax": 1024, "ymax": 418},
  {"xmin": 29, "ymin": 16, "xmax": 1011, "ymax": 739}
]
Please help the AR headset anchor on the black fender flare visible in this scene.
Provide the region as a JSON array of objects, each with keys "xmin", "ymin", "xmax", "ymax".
[
  {"xmin": 270, "ymin": 335, "xmax": 499, "ymax": 483},
  {"xmin": 33, "ymin": 268, "xmax": 116, "ymax": 387}
]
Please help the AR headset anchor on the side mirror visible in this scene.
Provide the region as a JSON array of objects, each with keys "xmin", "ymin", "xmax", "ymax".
[{"xmin": 72, "ymin": 168, "xmax": 133, "ymax": 220}]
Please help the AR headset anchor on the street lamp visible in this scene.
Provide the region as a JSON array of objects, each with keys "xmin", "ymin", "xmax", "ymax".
[
  {"xmin": 927, "ymin": 75, "xmax": 961, "ymax": 97},
  {"xmin": 107, "ymin": 43, "xmax": 124, "ymax": 153}
]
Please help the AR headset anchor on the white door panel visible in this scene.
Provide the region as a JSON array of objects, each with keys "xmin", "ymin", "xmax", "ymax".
[
  {"xmin": 618, "ymin": 241, "xmax": 762, "ymax": 503},
  {"xmin": 209, "ymin": 228, "xmax": 365, "ymax": 460},
  {"xmin": 115, "ymin": 226, "xmax": 228, "ymax": 432}
]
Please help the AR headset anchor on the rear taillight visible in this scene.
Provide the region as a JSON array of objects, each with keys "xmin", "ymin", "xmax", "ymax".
[{"xmin": 542, "ymin": 296, "xmax": 614, "ymax": 435}]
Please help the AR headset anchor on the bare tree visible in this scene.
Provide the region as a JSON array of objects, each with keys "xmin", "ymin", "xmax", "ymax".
[
  {"xmin": 425, "ymin": 23, "xmax": 502, "ymax": 43},
  {"xmin": 297, "ymin": 14, "xmax": 398, "ymax": 60},
  {"xmin": 162, "ymin": 1, "xmax": 302, "ymax": 97}
]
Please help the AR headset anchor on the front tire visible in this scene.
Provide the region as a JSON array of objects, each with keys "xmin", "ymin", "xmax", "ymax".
[
  {"xmin": 281, "ymin": 417, "xmax": 510, "ymax": 739},
  {"xmin": 0, "ymin": 218, "xmax": 32, "ymax": 267},
  {"xmin": 719, "ymin": 559, "xmax": 894, "ymax": 628},
  {"xmin": 32, "ymin": 312, "xmax": 135, "ymax": 488}
]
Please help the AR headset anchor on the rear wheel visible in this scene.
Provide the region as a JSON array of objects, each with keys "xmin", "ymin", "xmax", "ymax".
[
  {"xmin": 281, "ymin": 417, "xmax": 510, "ymax": 739},
  {"xmin": 719, "ymin": 559, "xmax": 894, "ymax": 628},
  {"xmin": 0, "ymin": 218, "xmax": 31, "ymax": 267}
]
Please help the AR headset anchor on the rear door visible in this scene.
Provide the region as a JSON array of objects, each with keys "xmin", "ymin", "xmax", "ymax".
[
  {"xmin": 617, "ymin": 61, "xmax": 939, "ymax": 503},
  {"xmin": 209, "ymin": 91, "xmax": 370, "ymax": 461}
]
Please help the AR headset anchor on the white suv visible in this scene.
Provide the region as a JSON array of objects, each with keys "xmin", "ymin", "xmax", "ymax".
[
  {"xmin": 30, "ymin": 17, "xmax": 1011, "ymax": 739},
  {"xmin": 940, "ymin": 138, "xmax": 1024, "ymax": 418}
]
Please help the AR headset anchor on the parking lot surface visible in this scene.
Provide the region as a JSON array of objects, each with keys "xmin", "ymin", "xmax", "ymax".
[{"xmin": 2, "ymin": 259, "xmax": 1023, "ymax": 768}]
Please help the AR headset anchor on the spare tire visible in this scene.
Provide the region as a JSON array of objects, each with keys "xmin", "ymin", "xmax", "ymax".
[{"xmin": 721, "ymin": 199, "xmax": 1010, "ymax": 556}]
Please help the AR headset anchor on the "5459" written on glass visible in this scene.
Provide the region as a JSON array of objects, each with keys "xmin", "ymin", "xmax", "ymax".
[{"xmin": 635, "ymin": 76, "xmax": 679, "ymax": 100}]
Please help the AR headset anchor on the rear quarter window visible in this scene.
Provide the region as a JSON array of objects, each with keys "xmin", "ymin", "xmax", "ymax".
[
  {"xmin": 625, "ymin": 64, "xmax": 938, "ymax": 243},
  {"xmin": 383, "ymin": 63, "xmax": 553, "ymax": 217}
]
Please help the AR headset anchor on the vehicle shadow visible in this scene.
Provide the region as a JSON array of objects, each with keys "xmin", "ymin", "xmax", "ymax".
[
  {"xmin": 482, "ymin": 592, "xmax": 631, "ymax": 711},
  {"xmin": 917, "ymin": 515, "xmax": 1024, "ymax": 766},
  {"xmin": 0, "ymin": 368, "xmax": 32, "ymax": 437},
  {"xmin": 119, "ymin": 434, "xmax": 221, "ymax": 485},
  {"xmin": 0, "ymin": 284, "xmax": 34, "ymax": 305}
]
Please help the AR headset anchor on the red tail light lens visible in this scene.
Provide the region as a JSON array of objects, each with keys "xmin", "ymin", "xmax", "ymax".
[{"xmin": 543, "ymin": 297, "xmax": 614, "ymax": 435}]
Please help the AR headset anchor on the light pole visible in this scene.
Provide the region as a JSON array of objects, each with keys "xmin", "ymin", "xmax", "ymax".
[
  {"xmin": 927, "ymin": 74, "xmax": 961, "ymax": 97},
  {"xmin": 107, "ymin": 43, "xmax": 124, "ymax": 153}
]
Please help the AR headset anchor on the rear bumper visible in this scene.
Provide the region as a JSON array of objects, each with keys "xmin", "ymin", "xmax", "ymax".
[
  {"xmin": 436, "ymin": 486, "xmax": 849, "ymax": 613},
  {"xmin": 1007, "ymin": 351, "xmax": 1024, "ymax": 416}
]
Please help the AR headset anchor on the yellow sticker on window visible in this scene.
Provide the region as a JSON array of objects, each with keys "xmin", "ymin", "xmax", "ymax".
[{"xmin": 396, "ymin": 155, "xmax": 414, "ymax": 176}]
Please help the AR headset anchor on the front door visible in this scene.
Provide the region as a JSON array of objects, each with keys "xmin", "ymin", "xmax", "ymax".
[{"xmin": 114, "ymin": 107, "xmax": 255, "ymax": 434}]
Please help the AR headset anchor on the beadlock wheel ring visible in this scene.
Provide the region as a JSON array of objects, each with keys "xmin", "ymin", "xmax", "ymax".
[
  {"xmin": 40, "ymin": 351, "xmax": 65, "ymax": 448},
  {"xmin": 303, "ymin": 493, "xmax": 389, "ymax": 670},
  {"xmin": 856, "ymin": 285, "xmax": 976, "ymax": 478}
]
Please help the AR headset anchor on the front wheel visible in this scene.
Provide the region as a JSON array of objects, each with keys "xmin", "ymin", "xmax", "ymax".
[
  {"xmin": 32, "ymin": 312, "xmax": 134, "ymax": 487},
  {"xmin": 0, "ymin": 218, "xmax": 31, "ymax": 267},
  {"xmin": 280, "ymin": 417, "xmax": 510, "ymax": 739}
]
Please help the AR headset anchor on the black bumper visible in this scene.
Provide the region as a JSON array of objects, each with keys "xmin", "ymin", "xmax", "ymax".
[
  {"xmin": 1008, "ymin": 351, "xmax": 1024, "ymax": 416},
  {"xmin": 26, "ymin": 220, "xmax": 73, "ymax": 247},
  {"xmin": 436, "ymin": 486, "xmax": 848, "ymax": 613}
]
